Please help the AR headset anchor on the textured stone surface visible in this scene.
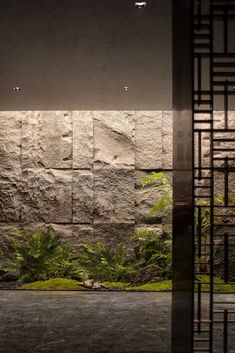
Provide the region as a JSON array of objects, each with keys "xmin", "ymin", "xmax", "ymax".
[
  {"xmin": 162, "ymin": 111, "xmax": 173, "ymax": 169},
  {"xmin": 0, "ymin": 169, "xmax": 22, "ymax": 222},
  {"xmin": 0, "ymin": 112, "xmax": 22, "ymax": 169},
  {"xmin": 22, "ymin": 111, "xmax": 72, "ymax": 169},
  {"xmin": 73, "ymin": 111, "xmax": 93, "ymax": 169},
  {"xmin": 94, "ymin": 169, "xmax": 135, "ymax": 223},
  {"xmin": 72, "ymin": 224, "xmax": 94, "ymax": 250},
  {"xmin": 94, "ymin": 111, "xmax": 135, "ymax": 169},
  {"xmin": 135, "ymin": 111, "xmax": 162, "ymax": 170},
  {"xmin": 0, "ymin": 110, "xmax": 174, "ymax": 251},
  {"xmin": 21, "ymin": 169, "xmax": 72, "ymax": 223},
  {"xmin": 93, "ymin": 223, "xmax": 135, "ymax": 252},
  {"xmin": 73, "ymin": 170, "xmax": 93, "ymax": 223}
]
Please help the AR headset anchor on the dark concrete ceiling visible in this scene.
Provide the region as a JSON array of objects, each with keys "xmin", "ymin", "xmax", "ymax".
[{"xmin": 0, "ymin": 0, "xmax": 172, "ymax": 110}]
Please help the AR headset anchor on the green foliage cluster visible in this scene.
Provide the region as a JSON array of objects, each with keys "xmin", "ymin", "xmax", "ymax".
[
  {"xmin": 0, "ymin": 229, "xmax": 78, "ymax": 283},
  {"xmin": 76, "ymin": 242, "xmax": 135, "ymax": 282},
  {"xmin": 140, "ymin": 172, "xmax": 172, "ymax": 216},
  {"xmin": 196, "ymin": 275, "xmax": 235, "ymax": 293},
  {"xmin": 0, "ymin": 227, "xmax": 172, "ymax": 285},
  {"xmin": 132, "ymin": 228, "xmax": 172, "ymax": 278},
  {"xmin": 195, "ymin": 194, "xmax": 235, "ymax": 274},
  {"xmin": 0, "ymin": 171, "xmax": 173, "ymax": 287}
]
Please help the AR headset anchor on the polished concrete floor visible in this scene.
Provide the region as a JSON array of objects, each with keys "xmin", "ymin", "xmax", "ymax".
[
  {"xmin": 0, "ymin": 291, "xmax": 171, "ymax": 353},
  {"xmin": 1, "ymin": 291, "xmax": 235, "ymax": 353}
]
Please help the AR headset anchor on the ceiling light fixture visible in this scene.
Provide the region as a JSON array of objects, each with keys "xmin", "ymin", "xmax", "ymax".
[
  {"xmin": 14, "ymin": 86, "xmax": 22, "ymax": 92},
  {"xmin": 135, "ymin": 2, "xmax": 147, "ymax": 8},
  {"xmin": 123, "ymin": 86, "xmax": 131, "ymax": 91}
]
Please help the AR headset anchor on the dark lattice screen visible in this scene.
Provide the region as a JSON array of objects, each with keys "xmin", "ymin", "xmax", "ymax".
[{"xmin": 193, "ymin": 1, "xmax": 235, "ymax": 352}]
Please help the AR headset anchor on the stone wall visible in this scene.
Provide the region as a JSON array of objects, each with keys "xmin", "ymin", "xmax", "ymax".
[{"xmin": 0, "ymin": 111, "xmax": 173, "ymax": 251}]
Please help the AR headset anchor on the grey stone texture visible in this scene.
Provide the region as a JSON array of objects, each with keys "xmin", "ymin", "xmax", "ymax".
[
  {"xmin": 0, "ymin": 112, "xmax": 22, "ymax": 169},
  {"xmin": 94, "ymin": 111, "xmax": 135, "ymax": 169},
  {"xmin": 73, "ymin": 111, "xmax": 93, "ymax": 169},
  {"xmin": 94, "ymin": 169, "xmax": 135, "ymax": 224},
  {"xmin": 73, "ymin": 170, "xmax": 93, "ymax": 223},
  {"xmin": 0, "ymin": 110, "xmax": 173, "ymax": 249},
  {"xmin": 1, "ymin": 109, "xmax": 233, "ymax": 264},
  {"xmin": 21, "ymin": 169, "xmax": 72, "ymax": 223},
  {"xmin": 22, "ymin": 111, "xmax": 72, "ymax": 169},
  {"xmin": 135, "ymin": 111, "xmax": 163, "ymax": 169}
]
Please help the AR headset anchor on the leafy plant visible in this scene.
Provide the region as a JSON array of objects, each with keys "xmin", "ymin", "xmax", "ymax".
[
  {"xmin": 195, "ymin": 194, "xmax": 235, "ymax": 275},
  {"xmin": 0, "ymin": 228, "xmax": 76, "ymax": 283},
  {"xmin": 132, "ymin": 228, "xmax": 172, "ymax": 279},
  {"xmin": 77, "ymin": 242, "xmax": 135, "ymax": 282},
  {"xmin": 140, "ymin": 172, "xmax": 172, "ymax": 216}
]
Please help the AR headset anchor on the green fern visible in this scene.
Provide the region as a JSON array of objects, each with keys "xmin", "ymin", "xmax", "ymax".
[
  {"xmin": 77, "ymin": 242, "xmax": 134, "ymax": 282},
  {"xmin": 132, "ymin": 228, "xmax": 172, "ymax": 278},
  {"xmin": 0, "ymin": 228, "xmax": 76, "ymax": 283}
]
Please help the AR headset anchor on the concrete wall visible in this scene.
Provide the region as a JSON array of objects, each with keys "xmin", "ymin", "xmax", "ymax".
[{"xmin": 0, "ymin": 110, "xmax": 173, "ymax": 250}]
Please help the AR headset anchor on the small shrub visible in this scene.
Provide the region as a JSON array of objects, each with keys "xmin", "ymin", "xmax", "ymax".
[
  {"xmin": 0, "ymin": 228, "xmax": 76, "ymax": 283},
  {"xmin": 77, "ymin": 242, "xmax": 135, "ymax": 282},
  {"xmin": 132, "ymin": 228, "xmax": 172, "ymax": 280},
  {"xmin": 195, "ymin": 194, "xmax": 235, "ymax": 275}
]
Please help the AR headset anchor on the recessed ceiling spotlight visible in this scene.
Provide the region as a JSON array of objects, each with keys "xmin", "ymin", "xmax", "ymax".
[
  {"xmin": 13, "ymin": 86, "xmax": 22, "ymax": 92},
  {"xmin": 123, "ymin": 86, "xmax": 131, "ymax": 92},
  {"xmin": 135, "ymin": 2, "xmax": 147, "ymax": 8}
]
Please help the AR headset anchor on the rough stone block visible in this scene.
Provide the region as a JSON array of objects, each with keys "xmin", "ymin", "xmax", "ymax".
[
  {"xmin": 94, "ymin": 111, "xmax": 135, "ymax": 169},
  {"xmin": 0, "ymin": 111, "xmax": 22, "ymax": 169},
  {"xmin": 0, "ymin": 169, "xmax": 22, "ymax": 222},
  {"xmin": 22, "ymin": 111, "xmax": 72, "ymax": 169},
  {"xmin": 72, "ymin": 224, "xmax": 94, "ymax": 251},
  {"xmin": 162, "ymin": 111, "xmax": 173, "ymax": 169},
  {"xmin": 94, "ymin": 169, "xmax": 135, "ymax": 223},
  {"xmin": 73, "ymin": 170, "xmax": 93, "ymax": 223},
  {"xmin": 93, "ymin": 223, "xmax": 135, "ymax": 253},
  {"xmin": 0, "ymin": 223, "xmax": 22, "ymax": 252},
  {"xmin": 21, "ymin": 169, "xmax": 72, "ymax": 223},
  {"xmin": 135, "ymin": 111, "xmax": 162, "ymax": 170},
  {"xmin": 73, "ymin": 111, "xmax": 93, "ymax": 169}
]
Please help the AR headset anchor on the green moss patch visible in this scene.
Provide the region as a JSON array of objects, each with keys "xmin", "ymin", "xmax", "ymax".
[
  {"xmin": 128, "ymin": 280, "xmax": 172, "ymax": 291},
  {"xmin": 196, "ymin": 275, "xmax": 235, "ymax": 293},
  {"xmin": 103, "ymin": 282, "xmax": 131, "ymax": 290},
  {"xmin": 21, "ymin": 278, "xmax": 87, "ymax": 291}
]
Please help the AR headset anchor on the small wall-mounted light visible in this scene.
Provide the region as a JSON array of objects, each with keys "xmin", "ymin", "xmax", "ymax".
[
  {"xmin": 14, "ymin": 86, "xmax": 22, "ymax": 92},
  {"xmin": 123, "ymin": 86, "xmax": 131, "ymax": 92},
  {"xmin": 232, "ymin": 87, "xmax": 235, "ymax": 91},
  {"xmin": 135, "ymin": 2, "xmax": 147, "ymax": 8}
]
